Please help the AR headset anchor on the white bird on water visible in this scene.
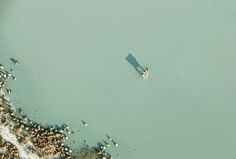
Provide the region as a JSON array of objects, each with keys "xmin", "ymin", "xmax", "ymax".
[
  {"xmin": 81, "ymin": 119, "xmax": 88, "ymax": 127},
  {"xmin": 106, "ymin": 135, "xmax": 118, "ymax": 147}
]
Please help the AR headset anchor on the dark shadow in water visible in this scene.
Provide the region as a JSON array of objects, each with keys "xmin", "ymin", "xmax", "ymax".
[
  {"xmin": 96, "ymin": 142, "xmax": 104, "ymax": 148},
  {"xmin": 103, "ymin": 140, "xmax": 109, "ymax": 146},
  {"xmin": 125, "ymin": 53, "xmax": 144, "ymax": 75},
  {"xmin": 81, "ymin": 119, "xmax": 87, "ymax": 126},
  {"xmin": 105, "ymin": 134, "xmax": 112, "ymax": 141},
  {"xmin": 105, "ymin": 135, "xmax": 118, "ymax": 146}
]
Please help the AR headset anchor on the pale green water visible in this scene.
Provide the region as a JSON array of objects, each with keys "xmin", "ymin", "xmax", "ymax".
[{"xmin": 1, "ymin": 0, "xmax": 236, "ymax": 158}]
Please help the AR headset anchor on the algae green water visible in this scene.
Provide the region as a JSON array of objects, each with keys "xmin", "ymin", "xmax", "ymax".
[{"xmin": 1, "ymin": 0, "xmax": 236, "ymax": 158}]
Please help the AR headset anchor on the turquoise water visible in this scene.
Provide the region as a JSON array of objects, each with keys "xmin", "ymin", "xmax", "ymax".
[{"xmin": 1, "ymin": 0, "xmax": 236, "ymax": 158}]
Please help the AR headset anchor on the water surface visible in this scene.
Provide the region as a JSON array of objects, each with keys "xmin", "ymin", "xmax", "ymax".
[{"xmin": 1, "ymin": 0, "xmax": 236, "ymax": 158}]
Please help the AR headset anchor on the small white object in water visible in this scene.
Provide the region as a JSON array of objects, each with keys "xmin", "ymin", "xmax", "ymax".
[
  {"xmin": 106, "ymin": 135, "xmax": 118, "ymax": 147},
  {"xmin": 5, "ymin": 71, "xmax": 12, "ymax": 78},
  {"xmin": 10, "ymin": 68, "xmax": 15, "ymax": 73},
  {"xmin": 0, "ymin": 64, "xmax": 4, "ymax": 70},
  {"xmin": 142, "ymin": 67, "xmax": 149, "ymax": 80},
  {"xmin": 106, "ymin": 135, "xmax": 112, "ymax": 141},
  {"xmin": 81, "ymin": 120, "xmax": 88, "ymax": 127},
  {"xmin": 103, "ymin": 140, "xmax": 110, "ymax": 147},
  {"xmin": 6, "ymin": 88, "xmax": 11, "ymax": 94},
  {"xmin": 12, "ymin": 76, "xmax": 16, "ymax": 80},
  {"xmin": 112, "ymin": 140, "xmax": 118, "ymax": 147}
]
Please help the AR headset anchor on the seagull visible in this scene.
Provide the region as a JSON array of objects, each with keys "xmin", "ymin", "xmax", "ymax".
[
  {"xmin": 81, "ymin": 120, "xmax": 88, "ymax": 127},
  {"xmin": 6, "ymin": 88, "xmax": 11, "ymax": 94},
  {"xmin": 0, "ymin": 64, "xmax": 4, "ymax": 70},
  {"xmin": 10, "ymin": 58, "xmax": 19, "ymax": 65}
]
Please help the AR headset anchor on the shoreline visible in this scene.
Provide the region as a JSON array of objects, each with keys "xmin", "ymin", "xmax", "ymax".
[
  {"xmin": 0, "ymin": 60, "xmax": 113, "ymax": 159},
  {"xmin": 0, "ymin": 93, "xmax": 72, "ymax": 159}
]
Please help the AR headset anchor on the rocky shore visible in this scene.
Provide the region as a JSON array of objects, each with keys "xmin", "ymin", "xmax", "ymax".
[{"xmin": 0, "ymin": 59, "xmax": 114, "ymax": 159}]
